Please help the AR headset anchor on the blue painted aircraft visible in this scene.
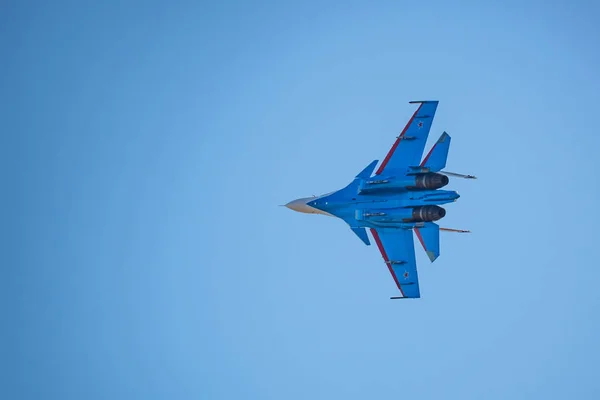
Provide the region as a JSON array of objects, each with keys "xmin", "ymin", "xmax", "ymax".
[{"xmin": 285, "ymin": 101, "xmax": 475, "ymax": 299}]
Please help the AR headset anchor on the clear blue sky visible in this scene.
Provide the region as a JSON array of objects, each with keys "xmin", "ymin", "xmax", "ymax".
[{"xmin": 4, "ymin": 1, "xmax": 600, "ymax": 399}]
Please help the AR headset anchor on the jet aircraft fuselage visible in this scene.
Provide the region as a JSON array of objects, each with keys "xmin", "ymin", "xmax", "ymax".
[{"xmin": 285, "ymin": 101, "xmax": 473, "ymax": 298}]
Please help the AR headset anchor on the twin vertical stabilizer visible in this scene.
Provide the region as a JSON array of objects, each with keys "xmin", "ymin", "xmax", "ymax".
[{"xmin": 421, "ymin": 132, "xmax": 451, "ymax": 172}]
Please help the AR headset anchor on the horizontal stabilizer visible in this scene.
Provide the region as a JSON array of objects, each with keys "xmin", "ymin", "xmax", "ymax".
[
  {"xmin": 420, "ymin": 132, "xmax": 451, "ymax": 172},
  {"xmin": 351, "ymin": 227, "xmax": 370, "ymax": 246},
  {"xmin": 356, "ymin": 160, "xmax": 378, "ymax": 179},
  {"xmin": 414, "ymin": 222, "xmax": 440, "ymax": 262}
]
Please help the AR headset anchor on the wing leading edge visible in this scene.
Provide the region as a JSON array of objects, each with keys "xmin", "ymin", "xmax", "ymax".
[{"xmin": 370, "ymin": 228, "xmax": 421, "ymax": 298}]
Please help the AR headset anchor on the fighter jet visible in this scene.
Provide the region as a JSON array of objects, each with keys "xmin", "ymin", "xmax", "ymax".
[{"xmin": 284, "ymin": 101, "xmax": 474, "ymax": 299}]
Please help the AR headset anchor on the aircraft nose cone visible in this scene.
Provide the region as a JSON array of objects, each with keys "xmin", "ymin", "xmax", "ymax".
[
  {"xmin": 285, "ymin": 197, "xmax": 316, "ymax": 214},
  {"xmin": 283, "ymin": 197, "xmax": 333, "ymax": 217}
]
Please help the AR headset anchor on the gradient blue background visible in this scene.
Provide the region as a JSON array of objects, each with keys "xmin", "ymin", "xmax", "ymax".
[{"xmin": 4, "ymin": 1, "xmax": 600, "ymax": 399}]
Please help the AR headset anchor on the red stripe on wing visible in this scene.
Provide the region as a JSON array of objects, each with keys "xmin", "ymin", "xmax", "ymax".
[
  {"xmin": 414, "ymin": 227, "xmax": 426, "ymax": 251},
  {"xmin": 370, "ymin": 228, "xmax": 405, "ymax": 297},
  {"xmin": 375, "ymin": 104, "xmax": 423, "ymax": 175},
  {"xmin": 420, "ymin": 142, "xmax": 437, "ymax": 167}
]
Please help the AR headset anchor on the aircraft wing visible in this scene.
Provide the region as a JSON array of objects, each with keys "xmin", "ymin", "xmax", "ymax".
[
  {"xmin": 375, "ymin": 101, "xmax": 439, "ymax": 176},
  {"xmin": 370, "ymin": 228, "xmax": 421, "ymax": 298}
]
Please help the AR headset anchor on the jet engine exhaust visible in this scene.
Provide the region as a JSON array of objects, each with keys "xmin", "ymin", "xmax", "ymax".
[
  {"xmin": 409, "ymin": 205, "xmax": 446, "ymax": 222},
  {"xmin": 411, "ymin": 173, "xmax": 449, "ymax": 190}
]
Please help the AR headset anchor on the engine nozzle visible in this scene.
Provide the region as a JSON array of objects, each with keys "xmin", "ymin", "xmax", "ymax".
[
  {"xmin": 411, "ymin": 173, "xmax": 449, "ymax": 190},
  {"xmin": 409, "ymin": 205, "xmax": 446, "ymax": 222}
]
